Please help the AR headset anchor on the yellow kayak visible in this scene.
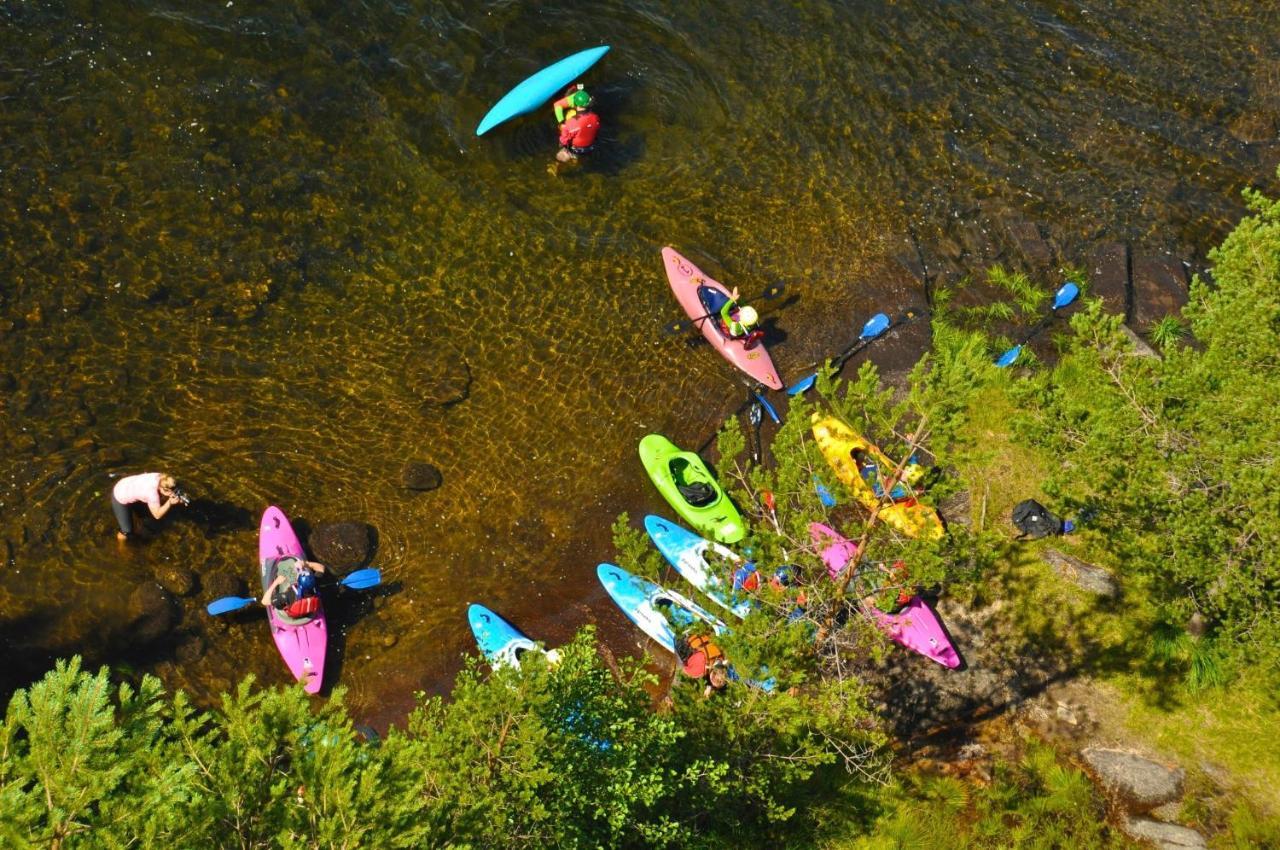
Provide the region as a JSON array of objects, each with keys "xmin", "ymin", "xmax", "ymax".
[{"xmin": 810, "ymin": 414, "xmax": 945, "ymax": 540}]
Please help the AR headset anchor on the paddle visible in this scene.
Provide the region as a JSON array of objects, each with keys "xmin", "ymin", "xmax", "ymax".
[
  {"xmin": 752, "ymin": 390, "xmax": 780, "ymax": 424},
  {"xmin": 994, "ymin": 281, "xmax": 1081, "ymax": 368},
  {"xmin": 747, "ymin": 401, "xmax": 763, "ymax": 464},
  {"xmin": 205, "ymin": 568, "xmax": 384, "ymax": 616},
  {"xmin": 661, "ymin": 282, "xmax": 787, "ymax": 336},
  {"xmin": 786, "ymin": 311, "xmax": 896, "ymax": 396}
]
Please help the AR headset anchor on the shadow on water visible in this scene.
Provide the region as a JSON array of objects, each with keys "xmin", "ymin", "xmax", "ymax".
[
  {"xmin": 319, "ymin": 580, "xmax": 403, "ymax": 697},
  {"xmin": 178, "ymin": 498, "xmax": 255, "ymax": 539}
]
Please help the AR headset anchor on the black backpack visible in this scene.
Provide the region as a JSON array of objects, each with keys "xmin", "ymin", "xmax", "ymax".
[{"xmin": 1012, "ymin": 499, "xmax": 1064, "ymax": 539}]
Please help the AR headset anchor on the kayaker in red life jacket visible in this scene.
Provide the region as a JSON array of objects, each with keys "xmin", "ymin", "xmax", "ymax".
[
  {"xmin": 554, "ymin": 85, "xmax": 600, "ymax": 163},
  {"xmin": 719, "ymin": 287, "xmax": 762, "ymax": 347},
  {"xmin": 261, "ymin": 557, "xmax": 327, "ymax": 619}
]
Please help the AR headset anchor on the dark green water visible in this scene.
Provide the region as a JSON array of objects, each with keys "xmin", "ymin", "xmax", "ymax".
[{"xmin": 1, "ymin": 1, "xmax": 1276, "ymax": 718}]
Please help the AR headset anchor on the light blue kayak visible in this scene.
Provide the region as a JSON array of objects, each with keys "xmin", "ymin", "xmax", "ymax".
[
  {"xmin": 475, "ymin": 45, "xmax": 610, "ymax": 136},
  {"xmin": 596, "ymin": 563, "xmax": 726, "ymax": 655},
  {"xmin": 644, "ymin": 515, "xmax": 753, "ymax": 620},
  {"xmin": 467, "ymin": 603, "xmax": 543, "ymax": 669}
]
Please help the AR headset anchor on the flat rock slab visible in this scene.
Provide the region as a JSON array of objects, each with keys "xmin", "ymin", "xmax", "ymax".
[
  {"xmin": 1130, "ymin": 255, "xmax": 1188, "ymax": 331},
  {"xmin": 1123, "ymin": 816, "xmax": 1207, "ymax": 849},
  {"xmin": 1082, "ymin": 747, "xmax": 1185, "ymax": 811},
  {"xmin": 1041, "ymin": 549, "xmax": 1119, "ymax": 597}
]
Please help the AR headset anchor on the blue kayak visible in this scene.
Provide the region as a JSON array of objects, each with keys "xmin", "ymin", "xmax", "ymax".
[
  {"xmin": 596, "ymin": 563, "xmax": 726, "ymax": 655},
  {"xmin": 643, "ymin": 515, "xmax": 753, "ymax": 620},
  {"xmin": 467, "ymin": 603, "xmax": 542, "ymax": 669},
  {"xmin": 475, "ymin": 45, "xmax": 610, "ymax": 136}
]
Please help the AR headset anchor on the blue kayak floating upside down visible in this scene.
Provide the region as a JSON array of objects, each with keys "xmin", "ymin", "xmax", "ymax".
[{"xmin": 475, "ymin": 45, "xmax": 611, "ymax": 136}]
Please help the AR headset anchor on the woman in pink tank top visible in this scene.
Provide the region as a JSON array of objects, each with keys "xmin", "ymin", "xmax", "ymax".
[{"xmin": 111, "ymin": 472, "xmax": 184, "ymax": 540}]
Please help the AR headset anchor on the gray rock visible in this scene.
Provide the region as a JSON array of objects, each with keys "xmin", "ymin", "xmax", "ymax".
[
  {"xmin": 1121, "ymin": 325, "xmax": 1160, "ymax": 359},
  {"xmin": 1082, "ymin": 747, "xmax": 1184, "ymax": 812},
  {"xmin": 127, "ymin": 582, "xmax": 177, "ymax": 644},
  {"xmin": 309, "ymin": 521, "xmax": 372, "ymax": 569},
  {"xmin": 1122, "ymin": 816, "xmax": 1206, "ymax": 849},
  {"xmin": 401, "ymin": 461, "xmax": 442, "ymax": 491},
  {"xmin": 1042, "ymin": 549, "xmax": 1119, "ymax": 598},
  {"xmin": 1185, "ymin": 612, "xmax": 1207, "ymax": 639}
]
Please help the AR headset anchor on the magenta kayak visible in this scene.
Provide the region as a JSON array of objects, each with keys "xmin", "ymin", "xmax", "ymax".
[
  {"xmin": 809, "ymin": 522, "xmax": 960, "ymax": 668},
  {"xmin": 259, "ymin": 506, "xmax": 327, "ymax": 693},
  {"xmin": 662, "ymin": 247, "xmax": 783, "ymax": 390}
]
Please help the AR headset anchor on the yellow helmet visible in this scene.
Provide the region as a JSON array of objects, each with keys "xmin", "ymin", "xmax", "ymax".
[{"xmin": 738, "ymin": 306, "xmax": 759, "ymax": 327}]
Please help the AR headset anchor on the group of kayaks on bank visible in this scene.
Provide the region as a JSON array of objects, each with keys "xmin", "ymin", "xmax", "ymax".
[{"xmin": 466, "ymin": 237, "xmax": 967, "ymax": 693}]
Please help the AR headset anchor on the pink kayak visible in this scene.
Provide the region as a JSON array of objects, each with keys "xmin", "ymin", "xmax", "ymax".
[
  {"xmin": 662, "ymin": 247, "xmax": 783, "ymax": 390},
  {"xmin": 810, "ymin": 522, "xmax": 960, "ymax": 668},
  {"xmin": 259, "ymin": 506, "xmax": 327, "ymax": 693}
]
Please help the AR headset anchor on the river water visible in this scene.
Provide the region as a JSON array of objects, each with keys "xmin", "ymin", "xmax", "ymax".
[{"xmin": 1, "ymin": 1, "xmax": 1276, "ymax": 718}]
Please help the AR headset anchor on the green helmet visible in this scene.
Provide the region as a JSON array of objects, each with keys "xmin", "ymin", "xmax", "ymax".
[{"xmin": 569, "ymin": 90, "xmax": 592, "ymax": 109}]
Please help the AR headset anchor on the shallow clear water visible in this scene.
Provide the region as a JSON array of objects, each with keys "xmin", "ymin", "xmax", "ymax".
[{"xmin": 1, "ymin": 1, "xmax": 1276, "ymax": 718}]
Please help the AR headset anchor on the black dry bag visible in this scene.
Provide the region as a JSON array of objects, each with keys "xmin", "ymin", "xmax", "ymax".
[{"xmin": 1011, "ymin": 499, "xmax": 1064, "ymax": 539}]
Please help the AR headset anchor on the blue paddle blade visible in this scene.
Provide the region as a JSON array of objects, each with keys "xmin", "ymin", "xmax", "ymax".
[
  {"xmin": 753, "ymin": 392, "xmax": 781, "ymax": 424},
  {"xmin": 995, "ymin": 345, "xmax": 1022, "ymax": 368},
  {"xmin": 207, "ymin": 596, "xmax": 256, "ymax": 616},
  {"xmin": 340, "ymin": 568, "xmax": 382, "ymax": 590},
  {"xmin": 814, "ymin": 475, "xmax": 837, "ymax": 507},
  {"xmin": 1053, "ymin": 281, "xmax": 1080, "ymax": 310},
  {"xmin": 861, "ymin": 312, "xmax": 891, "ymax": 339},
  {"xmin": 786, "ymin": 373, "xmax": 817, "ymax": 396}
]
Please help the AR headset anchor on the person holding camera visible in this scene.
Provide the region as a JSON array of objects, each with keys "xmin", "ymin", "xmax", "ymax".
[{"xmin": 111, "ymin": 472, "xmax": 187, "ymax": 540}]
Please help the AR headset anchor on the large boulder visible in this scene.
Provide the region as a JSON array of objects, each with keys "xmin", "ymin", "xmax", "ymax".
[
  {"xmin": 309, "ymin": 521, "xmax": 372, "ymax": 569},
  {"xmin": 126, "ymin": 582, "xmax": 178, "ymax": 644},
  {"xmin": 1122, "ymin": 817, "xmax": 1207, "ymax": 849},
  {"xmin": 1081, "ymin": 747, "xmax": 1184, "ymax": 812},
  {"xmin": 204, "ymin": 571, "xmax": 246, "ymax": 600},
  {"xmin": 1041, "ymin": 549, "xmax": 1119, "ymax": 598},
  {"xmin": 401, "ymin": 462, "xmax": 442, "ymax": 491},
  {"xmin": 1130, "ymin": 255, "xmax": 1188, "ymax": 332}
]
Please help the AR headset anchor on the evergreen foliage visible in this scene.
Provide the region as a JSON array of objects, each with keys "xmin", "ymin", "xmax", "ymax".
[{"xmin": 1010, "ymin": 173, "xmax": 1280, "ymax": 689}]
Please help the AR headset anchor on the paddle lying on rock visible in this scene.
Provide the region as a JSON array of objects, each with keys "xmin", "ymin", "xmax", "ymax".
[
  {"xmin": 662, "ymin": 282, "xmax": 787, "ymax": 336},
  {"xmin": 994, "ymin": 281, "xmax": 1080, "ymax": 368},
  {"xmin": 205, "ymin": 568, "xmax": 383, "ymax": 616},
  {"xmin": 786, "ymin": 311, "xmax": 897, "ymax": 396}
]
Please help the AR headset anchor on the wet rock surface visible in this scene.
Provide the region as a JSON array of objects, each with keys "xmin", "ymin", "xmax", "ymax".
[
  {"xmin": 154, "ymin": 564, "xmax": 197, "ymax": 597},
  {"xmin": 204, "ymin": 571, "xmax": 246, "ymax": 600},
  {"xmin": 1130, "ymin": 255, "xmax": 1189, "ymax": 332},
  {"xmin": 1081, "ymin": 747, "xmax": 1185, "ymax": 812},
  {"xmin": 1041, "ymin": 549, "xmax": 1119, "ymax": 598},
  {"xmin": 309, "ymin": 521, "xmax": 373, "ymax": 569}
]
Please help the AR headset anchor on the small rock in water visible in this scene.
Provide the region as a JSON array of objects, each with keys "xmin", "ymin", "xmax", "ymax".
[
  {"xmin": 204, "ymin": 571, "xmax": 246, "ymax": 600},
  {"xmin": 127, "ymin": 582, "xmax": 178, "ymax": 643},
  {"xmin": 401, "ymin": 462, "xmax": 442, "ymax": 491},
  {"xmin": 310, "ymin": 521, "xmax": 373, "ymax": 568},
  {"xmin": 381, "ymin": 633, "xmax": 398, "ymax": 648},
  {"xmin": 175, "ymin": 634, "xmax": 206, "ymax": 664},
  {"xmin": 154, "ymin": 565, "xmax": 197, "ymax": 597}
]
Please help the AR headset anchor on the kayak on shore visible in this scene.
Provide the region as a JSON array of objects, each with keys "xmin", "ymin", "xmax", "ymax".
[
  {"xmin": 467, "ymin": 603, "xmax": 546, "ymax": 670},
  {"xmin": 662, "ymin": 247, "xmax": 783, "ymax": 390},
  {"xmin": 644, "ymin": 514, "xmax": 752, "ymax": 619},
  {"xmin": 596, "ymin": 562, "xmax": 726, "ymax": 655},
  {"xmin": 811, "ymin": 414, "xmax": 945, "ymax": 540},
  {"xmin": 639, "ymin": 434, "xmax": 745, "ymax": 544},
  {"xmin": 259, "ymin": 506, "xmax": 327, "ymax": 694},
  {"xmin": 810, "ymin": 522, "xmax": 960, "ymax": 668}
]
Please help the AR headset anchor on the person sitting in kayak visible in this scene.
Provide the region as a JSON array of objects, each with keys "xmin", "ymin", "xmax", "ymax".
[
  {"xmin": 261, "ymin": 557, "xmax": 327, "ymax": 619},
  {"xmin": 554, "ymin": 85, "xmax": 600, "ymax": 163},
  {"xmin": 719, "ymin": 287, "xmax": 763, "ymax": 348}
]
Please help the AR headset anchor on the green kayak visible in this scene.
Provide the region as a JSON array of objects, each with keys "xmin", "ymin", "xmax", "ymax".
[{"xmin": 638, "ymin": 434, "xmax": 745, "ymax": 544}]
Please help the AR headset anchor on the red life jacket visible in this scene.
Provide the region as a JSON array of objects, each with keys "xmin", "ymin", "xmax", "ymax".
[
  {"xmin": 559, "ymin": 111, "xmax": 600, "ymax": 149},
  {"xmin": 284, "ymin": 595, "xmax": 320, "ymax": 619}
]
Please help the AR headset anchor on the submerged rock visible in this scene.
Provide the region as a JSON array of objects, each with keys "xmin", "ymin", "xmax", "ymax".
[
  {"xmin": 204, "ymin": 571, "xmax": 246, "ymax": 600},
  {"xmin": 127, "ymin": 582, "xmax": 177, "ymax": 644},
  {"xmin": 309, "ymin": 521, "xmax": 372, "ymax": 568},
  {"xmin": 401, "ymin": 461, "xmax": 442, "ymax": 491},
  {"xmin": 1081, "ymin": 747, "xmax": 1184, "ymax": 812},
  {"xmin": 154, "ymin": 564, "xmax": 197, "ymax": 597},
  {"xmin": 409, "ymin": 353, "xmax": 471, "ymax": 408}
]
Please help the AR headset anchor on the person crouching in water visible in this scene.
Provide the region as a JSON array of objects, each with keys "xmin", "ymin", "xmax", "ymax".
[
  {"xmin": 261, "ymin": 557, "xmax": 327, "ymax": 620},
  {"xmin": 553, "ymin": 84, "xmax": 600, "ymax": 163},
  {"xmin": 111, "ymin": 472, "xmax": 187, "ymax": 541}
]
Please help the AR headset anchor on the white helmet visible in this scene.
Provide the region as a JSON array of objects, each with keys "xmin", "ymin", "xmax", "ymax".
[{"xmin": 738, "ymin": 306, "xmax": 759, "ymax": 327}]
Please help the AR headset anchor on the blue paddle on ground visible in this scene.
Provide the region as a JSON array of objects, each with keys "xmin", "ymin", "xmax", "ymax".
[
  {"xmin": 995, "ymin": 281, "xmax": 1080, "ymax": 368},
  {"xmin": 787, "ymin": 312, "xmax": 892, "ymax": 396}
]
